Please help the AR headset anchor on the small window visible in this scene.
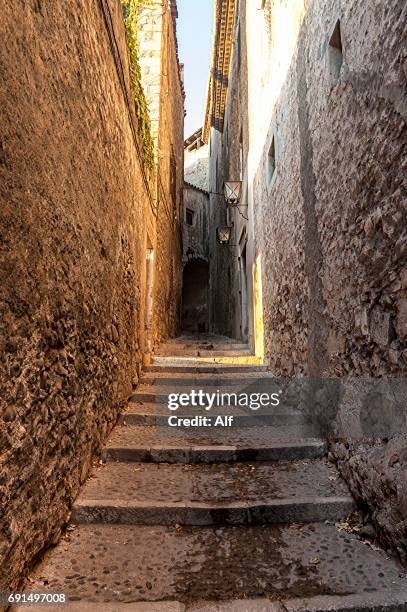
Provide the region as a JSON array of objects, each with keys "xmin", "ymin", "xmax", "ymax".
[
  {"xmin": 267, "ymin": 136, "xmax": 276, "ymax": 185},
  {"xmin": 185, "ymin": 208, "xmax": 194, "ymax": 226},
  {"xmin": 328, "ymin": 20, "xmax": 343, "ymax": 82}
]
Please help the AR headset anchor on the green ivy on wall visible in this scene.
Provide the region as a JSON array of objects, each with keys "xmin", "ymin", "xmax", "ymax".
[{"xmin": 121, "ymin": 0, "xmax": 155, "ymax": 171}]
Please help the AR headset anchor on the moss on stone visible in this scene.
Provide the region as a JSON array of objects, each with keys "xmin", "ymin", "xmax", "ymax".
[{"xmin": 122, "ymin": 0, "xmax": 155, "ymax": 171}]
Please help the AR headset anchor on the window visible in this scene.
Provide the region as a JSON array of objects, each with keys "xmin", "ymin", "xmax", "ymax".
[
  {"xmin": 328, "ymin": 20, "xmax": 343, "ymax": 83},
  {"xmin": 185, "ymin": 208, "xmax": 194, "ymax": 226},
  {"xmin": 267, "ymin": 136, "xmax": 276, "ymax": 185}
]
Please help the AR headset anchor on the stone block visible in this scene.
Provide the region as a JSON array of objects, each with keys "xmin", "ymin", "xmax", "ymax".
[
  {"xmin": 396, "ymin": 299, "xmax": 407, "ymax": 340},
  {"xmin": 370, "ymin": 307, "xmax": 390, "ymax": 346}
]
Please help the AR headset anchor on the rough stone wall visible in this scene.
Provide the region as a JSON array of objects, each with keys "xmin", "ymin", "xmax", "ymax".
[
  {"xmin": 208, "ymin": 0, "xmax": 407, "ymax": 560},
  {"xmin": 182, "ymin": 184, "xmax": 209, "ymax": 264},
  {"xmin": 0, "ymin": 0, "xmax": 182, "ymax": 589},
  {"xmin": 256, "ymin": 0, "xmax": 406, "ymax": 560},
  {"xmin": 138, "ymin": 1, "xmax": 163, "ymax": 150},
  {"xmin": 253, "ymin": 0, "xmax": 407, "ymax": 378},
  {"xmin": 208, "ymin": 129, "xmax": 233, "ymax": 336},
  {"xmin": 208, "ymin": 0, "xmax": 255, "ymax": 343},
  {"xmin": 152, "ymin": 5, "xmax": 184, "ymax": 346},
  {"xmin": 184, "ymin": 142, "xmax": 209, "ymax": 191}
]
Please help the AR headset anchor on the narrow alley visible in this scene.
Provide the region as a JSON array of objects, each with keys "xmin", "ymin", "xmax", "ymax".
[
  {"xmin": 17, "ymin": 337, "xmax": 407, "ymax": 609},
  {"xmin": 1, "ymin": 0, "xmax": 406, "ymax": 610}
]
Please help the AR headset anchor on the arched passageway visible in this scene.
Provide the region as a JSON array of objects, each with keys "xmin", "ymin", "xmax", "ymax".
[{"xmin": 181, "ymin": 258, "xmax": 209, "ymax": 333}]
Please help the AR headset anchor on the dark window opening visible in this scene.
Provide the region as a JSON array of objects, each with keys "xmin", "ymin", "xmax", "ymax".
[
  {"xmin": 328, "ymin": 20, "xmax": 343, "ymax": 82},
  {"xmin": 185, "ymin": 208, "xmax": 194, "ymax": 226},
  {"xmin": 267, "ymin": 136, "xmax": 276, "ymax": 184}
]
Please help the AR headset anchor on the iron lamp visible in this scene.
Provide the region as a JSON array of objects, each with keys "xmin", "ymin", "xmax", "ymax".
[
  {"xmin": 223, "ymin": 181, "xmax": 242, "ymax": 206},
  {"xmin": 217, "ymin": 225, "xmax": 233, "ymax": 244}
]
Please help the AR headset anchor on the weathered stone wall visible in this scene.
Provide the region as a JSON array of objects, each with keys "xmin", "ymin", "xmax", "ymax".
[
  {"xmin": 207, "ymin": 0, "xmax": 406, "ymax": 560},
  {"xmin": 183, "ymin": 184, "xmax": 209, "ymax": 264},
  {"xmin": 0, "ymin": 0, "xmax": 182, "ymax": 589},
  {"xmin": 251, "ymin": 0, "xmax": 407, "ymax": 379},
  {"xmin": 182, "ymin": 184, "xmax": 209, "ymax": 332},
  {"xmin": 208, "ymin": 129, "xmax": 233, "ymax": 335},
  {"xmin": 184, "ymin": 142, "xmax": 209, "ymax": 191},
  {"xmin": 152, "ymin": 5, "xmax": 184, "ymax": 346}
]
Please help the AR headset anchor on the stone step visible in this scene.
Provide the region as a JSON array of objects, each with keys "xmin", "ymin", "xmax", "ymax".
[
  {"xmin": 14, "ymin": 591, "xmax": 407, "ymax": 612},
  {"xmin": 120, "ymin": 408, "xmax": 306, "ymax": 427},
  {"xmin": 130, "ymin": 388, "xmax": 284, "ymax": 405},
  {"xmin": 158, "ymin": 342, "xmax": 249, "ymax": 352},
  {"xmin": 156, "ymin": 348, "xmax": 252, "ymax": 358},
  {"xmin": 152, "ymin": 355, "xmax": 264, "ymax": 365},
  {"xmin": 72, "ymin": 459, "xmax": 354, "ymax": 526},
  {"xmin": 145, "ymin": 364, "xmax": 270, "ymax": 373},
  {"xmin": 72, "ymin": 496, "xmax": 354, "ymax": 526},
  {"xmin": 160, "ymin": 334, "xmax": 238, "ymax": 344},
  {"xmin": 140, "ymin": 371, "xmax": 275, "ymax": 384},
  {"xmin": 25, "ymin": 523, "xmax": 407, "ymax": 607},
  {"xmin": 102, "ymin": 424, "xmax": 326, "ymax": 463}
]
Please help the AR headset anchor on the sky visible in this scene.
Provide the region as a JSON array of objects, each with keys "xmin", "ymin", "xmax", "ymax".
[{"xmin": 177, "ymin": 1, "xmax": 214, "ymax": 138}]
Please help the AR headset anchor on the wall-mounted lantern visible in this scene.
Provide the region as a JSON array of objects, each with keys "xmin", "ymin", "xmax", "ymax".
[
  {"xmin": 217, "ymin": 225, "xmax": 233, "ymax": 245},
  {"xmin": 223, "ymin": 181, "xmax": 242, "ymax": 206}
]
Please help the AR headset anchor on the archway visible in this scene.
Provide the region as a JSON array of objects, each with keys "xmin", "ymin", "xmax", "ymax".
[{"xmin": 182, "ymin": 258, "xmax": 209, "ymax": 333}]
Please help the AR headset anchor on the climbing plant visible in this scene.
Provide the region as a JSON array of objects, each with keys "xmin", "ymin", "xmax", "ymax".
[{"xmin": 121, "ymin": 0, "xmax": 155, "ymax": 171}]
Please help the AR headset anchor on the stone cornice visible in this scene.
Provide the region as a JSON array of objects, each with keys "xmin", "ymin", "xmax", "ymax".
[{"xmin": 203, "ymin": 0, "xmax": 236, "ymax": 143}]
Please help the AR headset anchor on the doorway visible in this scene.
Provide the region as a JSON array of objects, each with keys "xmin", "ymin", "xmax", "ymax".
[
  {"xmin": 182, "ymin": 258, "xmax": 209, "ymax": 333},
  {"xmin": 239, "ymin": 244, "xmax": 248, "ymax": 341}
]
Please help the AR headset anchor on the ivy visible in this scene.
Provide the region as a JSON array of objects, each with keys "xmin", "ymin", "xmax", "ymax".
[{"xmin": 121, "ymin": 0, "xmax": 155, "ymax": 171}]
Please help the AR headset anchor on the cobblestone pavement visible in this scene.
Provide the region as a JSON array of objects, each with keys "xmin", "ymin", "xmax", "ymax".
[{"xmin": 16, "ymin": 338, "xmax": 407, "ymax": 611}]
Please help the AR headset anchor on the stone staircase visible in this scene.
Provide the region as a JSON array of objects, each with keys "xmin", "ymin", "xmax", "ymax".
[{"xmin": 17, "ymin": 337, "xmax": 407, "ymax": 611}]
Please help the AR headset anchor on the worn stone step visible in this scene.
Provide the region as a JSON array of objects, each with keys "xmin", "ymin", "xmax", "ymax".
[
  {"xmin": 139, "ymin": 371, "xmax": 275, "ymax": 384},
  {"xmin": 14, "ymin": 591, "xmax": 407, "ymax": 612},
  {"xmin": 160, "ymin": 334, "xmax": 238, "ymax": 344},
  {"xmin": 121, "ymin": 399, "xmax": 306, "ymax": 427},
  {"xmin": 145, "ymin": 364, "xmax": 270, "ymax": 373},
  {"xmin": 72, "ymin": 459, "xmax": 354, "ymax": 526},
  {"xmin": 120, "ymin": 410, "xmax": 306, "ymax": 427},
  {"xmin": 152, "ymin": 355, "xmax": 264, "ymax": 365},
  {"xmin": 72, "ymin": 496, "xmax": 354, "ymax": 526},
  {"xmin": 130, "ymin": 387, "xmax": 284, "ymax": 405},
  {"xmin": 25, "ymin": 523, "xmax": 407, "ymax": 607},
  {"xmin": 102, "ymin": 424, "xmax": 326, "ymax": 463},
  {"xmin": 158, "ymin": 342, "xmax": 249, "ymax": 352},
  {"xmin": 156, "ymin": 349, "xmax": 252, "ymax": 358}
]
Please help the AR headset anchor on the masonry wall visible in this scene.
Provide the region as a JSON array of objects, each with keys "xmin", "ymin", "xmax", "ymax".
[
  {"xmin": 152, "ymin": 5, "xmax": 184, "ymax": 346},
  {"xmin": 209, "ymin": 0, "xmax": 406, "ymax": 560},
  {"xmin": 183, "ymin": 184, "xmax": 209, "ymax": 264},
  {"xmin": 184, "ymin": 142, "xmax": 209, "ymax": 191},
  {"xmin": 0, "ymin": 0, "xmax": 182, "ymax": 589}
]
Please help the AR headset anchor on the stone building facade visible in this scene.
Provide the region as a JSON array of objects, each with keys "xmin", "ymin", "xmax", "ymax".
[
  {"xmin": 0, "ymin": 0, "xmax": 183, "ymax": 590},
  {"xmin": 205, "ymin": 0, "xmax": 406, "ymax": 559},
  {"xmin": 184, "ymin": 128, "xmax": 209, "ymax": 191}
]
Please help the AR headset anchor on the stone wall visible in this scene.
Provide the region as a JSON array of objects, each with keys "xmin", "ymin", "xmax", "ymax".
[
  {"xmin": 183, "ymin": 184, "xmax": 209, "ymax": 264},
  {"xmin": 152, "ymin": 4, "xmax": 184, "ymax": 346},
  {"xmin": 207, "ymin": 0, "xmax": 406, "ymax": 560},
  {"xmin": 0, "ymin": 0, "xmax": 182, "ymax": 589},
  {"xmin": 184, "ymin": 142, "xmax": 209, "ymax": 191},
  {"xmin": 182, "ymin": 184, "xmax": 210, "ymax": 333}
]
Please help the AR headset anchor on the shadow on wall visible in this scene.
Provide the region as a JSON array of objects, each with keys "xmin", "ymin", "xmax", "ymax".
[{"xmin": 182, "ymin": 258, "xmax": 209, "ymax": 332}]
